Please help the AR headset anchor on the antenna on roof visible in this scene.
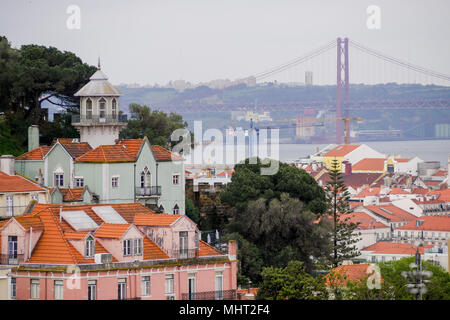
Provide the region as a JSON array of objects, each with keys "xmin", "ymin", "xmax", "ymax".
[{"xmin": 97, "ymin": 57, "xmax": 101, "ymax": 70}]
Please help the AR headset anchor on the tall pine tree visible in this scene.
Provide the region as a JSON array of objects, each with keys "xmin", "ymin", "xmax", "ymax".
[{"xmin": 324, "ymin": 158, "xmax": 361, "ymax": 268}]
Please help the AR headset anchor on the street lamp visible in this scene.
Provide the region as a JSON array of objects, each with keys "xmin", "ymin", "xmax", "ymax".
[{"xmin": 401, "ymin": 246, "xmax": 432, "ymax": 300}]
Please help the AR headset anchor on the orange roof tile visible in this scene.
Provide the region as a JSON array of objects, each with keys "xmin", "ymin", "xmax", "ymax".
[
  {"xmin": 152, "ymin": 145, "xmax": 184, "ymax": 161},
  {"xmin": 362, "ymin": 242, "xmax": 424, "ymax": 255},
  {"xmin": 397, "ymin": 216, "xmax": 450, "ymax": 232},
  {"xmin": 57, "ymin": 188, "xmax": 85, "ymax": 201},
  {"xmin": 116, "ymin": 139, "xmax": 144, "ymax": 159},
  {"xmin": 16, "ymin": 146, "xmax": 52, "ymax": 160},
  {"xmin": 433, "ymin": 170, "xmax": 447, "ymax": 177},
  {"xmin": 143, "ymin": 236, "xmax": 169, "ymax": 260},
  {"xmin": 395, "ymin": 158, "xmax": 411, "ymax": 163},
  {"xmin": 353, "ymin": 158, "xmax": 386, "ymax": 171},
  {"xmin": 14, "ymin": 215, "xmax": 44, "ymax": 230},
  {"xmin": 323, "ymin": 145, "xmax": 360, "ymax": 157},
  {"xmin": 364, "ymin": 205, "xmax": 416, "ymax": 222},
  {"xmin": 134, "ymin": 213, "xmax": 182, "ymax": 226},
  {"xmin": 340, "ymin": 212, "xmax": 387, "ymax": 229},
  {"xmin": 94, "ymin": 223, "xmax": 130, "ymax": 239},
  {"xmin": 429, "ymin": 189, "xmax": 450, "ymax": 202},
  {"xmin": 198, "ymin": 240, "xmax": 224, "ymax": 257},
  {"xmin": 388, "ymin": 188, "xmax": 412, "ymax": 195},
  {"xmin": 0, "ymin": 171, "xmax": 46, "ymax": 193},
  {"xmin": 354, "ymin": 186, "xmax": 381, "ymax": 198},
  {"xmin": 75, "ymin": 145, "xmax": 135, "ymax": 163}
]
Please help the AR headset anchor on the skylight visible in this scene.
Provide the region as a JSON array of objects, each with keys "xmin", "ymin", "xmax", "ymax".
[
  {"xmin": 92, "ymin": 206, "xmax": 127, "ymax": 224},
  {"xmin": 61, "ymin": 210, "xmax": 99, "ymax": 231}
]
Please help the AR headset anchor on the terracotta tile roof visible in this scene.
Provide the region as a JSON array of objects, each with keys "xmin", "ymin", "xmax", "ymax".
[
  {"xmin": 411, "ymin": 199, "xmax": 445, "ymax": 205},
  {"xmin": 57, "ymin": 188, "xmax": 85, "ymax": 201},
  {"xmin": 143, "ymin": 236, "xmax": 169, "ymax": 260},
  {"xmin": 116, "ymin": 139, "xmax": 144, "ymax": 159},
  {"xmin": 396, "ymin": 216, "xmax": 450, "ymax": 232},
  {"xmin": 429, "ymin": 189, "xmax": 450, "ymax": 201},
  {"xmin": 395, "ymin": 158, "xmax": 411, "ymax": 163},
  {"xmin": 93, "ymin": 223, "xmax": 130, "ymax": 239},
  {"xmin": 16, "ymin": 146, "xmax": 52, "ymax": 160},
  {"xmin": 354, "ymin": 186, "xmax": 381, "ymax": 198},
  {"xmin": 388, "ymin": 188, "xmax": 412, "ymax": 195},
  {"xmin": 340, "ymin": 212, "xmax": 387, "ymax": 229},
  {"xmin": 75, "ymin": 145, "xmax": 135, "ymax": 163},
  {"xmin": 362, "ymin": 242, "xmax": 424, "ymax": 255},
  {"xmin": 63, "ymin": 231, "xmax": 89, "ymax": 240},
  {"xmin": 364, "ymin": 205, "xmax": 417, "ymax": 222},
  {"xmin": 14, "ymin": 215, "xmax": 44, "ymax": 230},
  {"xmin": 0, "ymin": 171, "xmax": 46, "ymax": 193},
  {"xmin": 152, "ymin": 145, "xmax": 184, "ymax": 161},
  {"xmin": 198, "ymin": 240, "xmax": 224, "ymax": 257},
  {"xmin": 433, "ymin": 170, "xmax": 447, "ymax": 177},
  {"xmin": 425, "ymin": 180, "xmax": 442, "ymax": 186},
  {"xmin": 323, "ymin": 144, "xmax": 360, "ymax": 157},
  {"xmin": 412, "ymin": 188, "xmax": 430, "ymax": 195},
  {"xmin": 134, "ymin": 213, "xmax": 182, "ymax": 226},
  {"xmin": 60, "ymin": 141, "xmax": 92, "ymax": 158},
  {"xmin": 353, "ymin": 158, "xmax": 386, "ymax": 171},
  {"xmin": 325, "ymin": 264, "xmax": 374, "ymax": 287}
]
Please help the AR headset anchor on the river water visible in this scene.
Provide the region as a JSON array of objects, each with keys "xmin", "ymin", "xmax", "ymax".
[{"xmin": 279, "ymin": 139, "xmax": 450, "ymax": 166}]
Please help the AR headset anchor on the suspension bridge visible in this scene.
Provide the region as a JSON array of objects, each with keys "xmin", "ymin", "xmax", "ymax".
[{"xmin": 152, "ymin": 38, "xmax": 450, "ymax": 143}]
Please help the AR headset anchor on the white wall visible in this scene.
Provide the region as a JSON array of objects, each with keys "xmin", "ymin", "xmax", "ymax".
[
  {"xmin": 345, "ymin": 144, "xmax": 385, "ymax": 165},
  {"xmin": 391, "ymin": 199, "xmax": 423, "ymax": 217}
]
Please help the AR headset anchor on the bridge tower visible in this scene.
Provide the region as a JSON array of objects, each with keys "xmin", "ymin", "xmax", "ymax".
[{"xmin": 336, "ymin": 37, "xmax": 350, "ymax": 144}]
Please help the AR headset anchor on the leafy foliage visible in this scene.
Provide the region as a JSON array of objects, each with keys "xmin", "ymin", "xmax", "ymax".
[{"xmin": 185, "ymin": 198, "xmax": 200, "ymax": 224}]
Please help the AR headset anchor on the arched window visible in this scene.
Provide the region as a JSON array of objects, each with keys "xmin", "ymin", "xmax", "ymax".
[
  {"xmin": 140, "ymin": 167, "xmax": 151, "ymax": 195},
  {"xmin": 173, "ymin": 204, "xmax": 179, "ymax": 215},
  {"xmin": 86, "ymin": 98, "xmax": 93, "ymax": 119},
  {"xmin": 85, "ymin": 235, "xmax": 95, "ymax": 258},
  {"xmin": 99, "ymin": 98, "xmax": 106, "ymax": 119},
  {"xmin": 112, "ymin": 98, "xmax": 117, "ymax": 119},
  {"xmin": 158, "ymin": 205, "xmax": 165, "ymax": 213}
]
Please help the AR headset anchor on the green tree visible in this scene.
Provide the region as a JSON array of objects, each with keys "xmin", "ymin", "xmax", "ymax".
[
  {"xmin": 185, "ymin": 198, "xmax": 200, "ymax": 224},
  {"xmin": 257, "ymin": 261, "xmax": 328, "ymax": 300},
  {"xmin": 324, "ymin": 158, "xmax": 360, "ymax": 268},
  {"xmin": 120, "ymin": 103, "xmax": 189, "ymax": 148},
  {"xmin": 378, "ymin": 257, "xmax": 450, "ymax": 300}
]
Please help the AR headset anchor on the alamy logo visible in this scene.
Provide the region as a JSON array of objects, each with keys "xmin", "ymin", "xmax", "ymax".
[
  {"xmin": 66, "ymin": 5, "xmax": 81, "ymax": 30},
  {"xmin": 366, "ymin": 5, "xmax": 381, "ymax": 30},
  {"xmin": 366, "ymin": 264, "xmax": 382, "ymax": 289},
  {"xmin": 66, "ymin": 265, "xmax": 81, "ymax": 290}
]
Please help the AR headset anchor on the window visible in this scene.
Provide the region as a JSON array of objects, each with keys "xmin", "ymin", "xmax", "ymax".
[
  {"xmin": 112, "ymin": 99, "xmax": 117, "ymax": 119},
  {"xmin": 85, "ymin": 236, "xmax": 95, "ymax": 258},
  {"xmin": 142, "ymin": 276, "xmax": 150, "ymax": 297},
  {"xmin": 392, "ymin": 257, "xmax": 397, "ymax": 261},
  {"xmin": 188, "ymin": 274, "xmax": 196, "ymax": 300},
  {"xmin": 99, "ymin": 98, "xmax": 106, "ymax": 119},
  {"xmin": 54, "ymin": 280, "xmax": 64, "ymax": 300},
  {"xmin": 118, "ymin": 278, "xmax": 127, "ymax": 300},
  {"xmin": 123, "ymin": 239, "xmax": 132, "ymax": 256},
  {"xmin": 88, "ymin": 280, "xmax": 97, "ymax": 300},
  {"xmin": 172, "ymin": 174, "xmax": 180, "ymax": 185},
  {"xmin": 165, "ymin": 275, "xmax": 174, "ymax": 294},
  {"xmin": 215, "ymin": 272, "xmax": 223, "ymax": 300},
  {"xmin": 30, "ymin": 279, "xmax": 40, "ymax": 299},
  {"xmin": 133, "ymin": 238, "xmax": 142, "ymax": 256},
  {"xmin": 173, "ymin": 204, "xmax": 180, "ymax": 215},
  {"xmin": 86, "ymin": 98, "xmax": 93, "ymax": 119},
  {"xmin": 179, "ymin": 231, "xmax": 188, "ymax": 258},
  {"xmin": 11, "ymin": 278, "xmax": 16, "ymax": 300},
  {"xmin": 54, "ymin": 173, "xmax": 64, "ymax": 187},
  {"xmin": 112, "ymin": 176, "xmax": 119, "ymax": 188},
  {"xmin": 140, "ymin": 167, "xmax": 151, "ymax": 189},
  {"xmin": 8, "ymin": 236, "xmax": 18, "ymax": 262},
  {"xmin": 75, "ymin": 177, "xmax": 84, "ymax": 188},
  {"xmin": 6, "ymin": 196, "xmax": 13, "ymax": 216}
]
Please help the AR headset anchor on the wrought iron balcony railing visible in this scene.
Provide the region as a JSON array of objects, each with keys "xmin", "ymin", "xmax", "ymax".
[
  {"xmin": 72, "ymin": 114, "xmax": 128, "ymax": 124},
  {"xmin": 166, "ymin": 249, "xmax": 199, "ymax": 260},
  {"xmin": 0, "ymin": 254, "xmax": 25, "ymax": 265},
  {"xmin": 135, "ymin": 186, "xmax": 162, "ymax": 197},
  {"xmin": 181, "ymin": 290, "xmax": 237, "ymax": 300}
]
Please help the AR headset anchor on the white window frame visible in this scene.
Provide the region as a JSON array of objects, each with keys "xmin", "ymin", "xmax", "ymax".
[
  {"xmin": 54, "ymin": 280, "xmax": 64, "ymax": 300},
  {"xmin": 54, "ymin": 173, "xmax": 64, "ymax": 187},
  {"xmin": 112, "ymin": 176, "xmax": 119, "ymax": 188},
  {"xmin": 142, "ymin": 276, "xmax": 150, "ymax": 297},
  {"xmin": 118, "ymin": 278, "xmax": 127, "ymax": 300},
  {"xmin": 165, "ymin": 274, "xmax": 174, "ymax": 294},
  {"xmin": 172, "ymin": 173, "xmax": 180, "ymax": 185},
  {"xmin": 88, "ymin": 280, "xmax": 97, "ymax": 300},
  {"xmin": 30, "ymin": 279, "xmax": 40, "ymax": 300},
  {"xmin": 215, "ymin": 272, "xmax": 223, "ymax": 300},
  {"xmin": 188, "ymin": 273, "xmax": 196, "ymax": 300},
  {"xmin": 6, "ymin": 195, "xmax": 13, "ymax": 217},
  {"xmin": 133, "ymin": 238, "xmax": 142, "ymax": 256},
  {"xmin": 99, "ymin": 97, "xmax": 107, "ymax": 120},
  {"xmin": 173, "ymin": 204, "xmax": 180, "ymax": 215},
  {"xmin": 75, "ymin": 177, "xmax": 84, "ymax": 188},
  {"xmin": 123, "ymin": 239, "xmax": 132, "ymax": 256},
  {"xmin": 85, "ymin": 236, "xmax": 95, "ymax": 258}
]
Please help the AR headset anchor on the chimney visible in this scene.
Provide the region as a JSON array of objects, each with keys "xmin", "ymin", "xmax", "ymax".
[
  {"xmin": 0, "ymin": 155, "xmax": 15, "ymax": 175},
  {"xmin": 28, "ymin": 125, "xmax": 39, "ymax": 151},
  {"xmin": 227, "ymin": 240, "xmax": 237, "ymax": 261},
  {"xmin": 343, "ymin": 161, "xmax": 352, "ymax": 175}
]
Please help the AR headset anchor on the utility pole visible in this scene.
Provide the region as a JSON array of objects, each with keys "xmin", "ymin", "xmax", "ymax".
[{"xmin": 336, "ymin": 37, "xmax": 350, "ymax": 144}]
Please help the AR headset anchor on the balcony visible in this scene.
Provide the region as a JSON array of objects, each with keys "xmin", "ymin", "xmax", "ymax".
[
  {"xmin": 71, "ymin": 114, "xmax": 128, "ymax": 125},
  {"xmin": 181, "ymin": 290, "xmax": 237, "ymax": 300},
  {"xmin": 167, "ymin": 249, "xmax": 199, "ymax": 260},
  {"xmin": 135, "ymin": 186, "xmax": 162, "ymax": 197},
  {"xmin": 0, "ymin": 254, "xmax": 25, "ymax": 265}
]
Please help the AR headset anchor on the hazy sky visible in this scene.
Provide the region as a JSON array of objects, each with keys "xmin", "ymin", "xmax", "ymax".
[{"xmin": 1, "ymin": 0, "xmax": 449, "ymax": 85}]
